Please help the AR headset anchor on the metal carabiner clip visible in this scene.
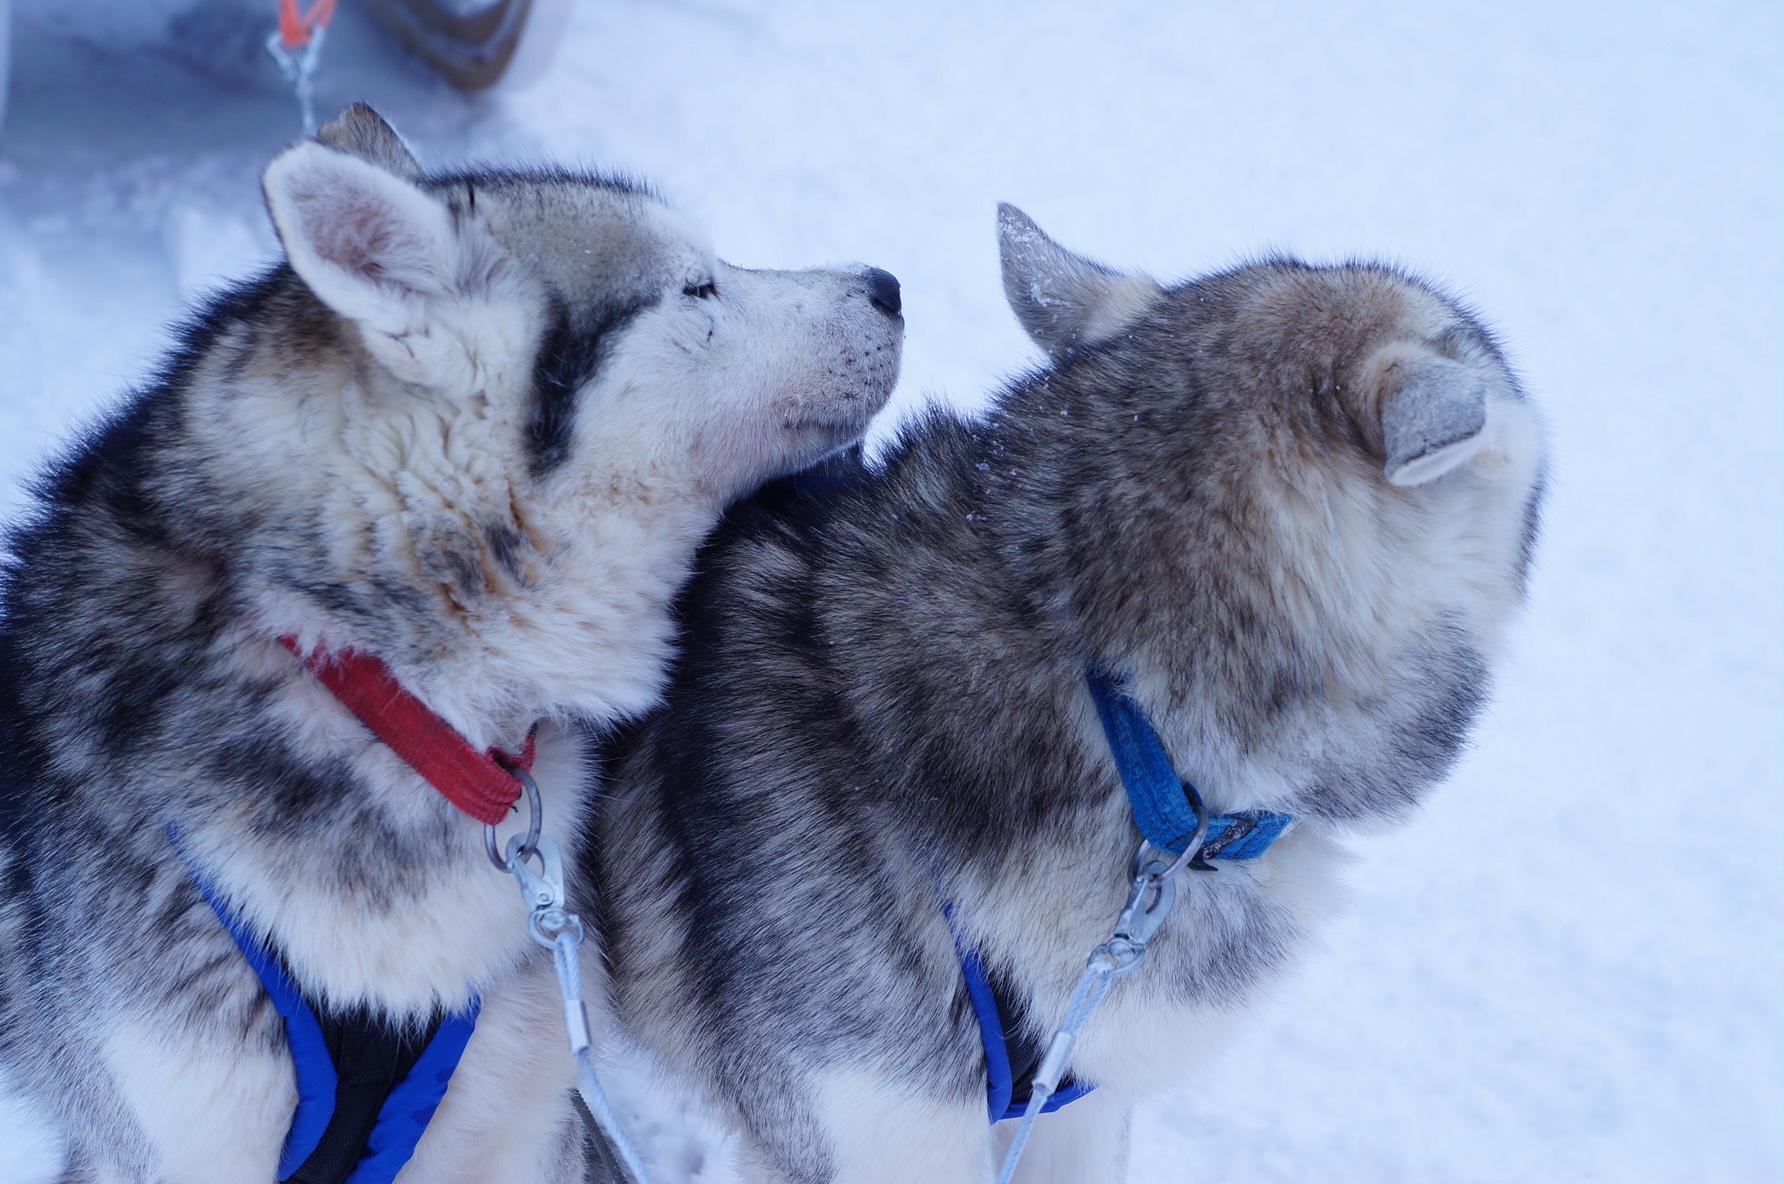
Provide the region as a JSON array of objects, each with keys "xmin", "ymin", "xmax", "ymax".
[
  {"xmin": 1102, "ymin": 854, "xmax": 1176, "ymax": 971},
  {"xmin": 1100, "ymin": 785, "xmax": 1210, "ymax": 977},
  {"xmin": 500, "ymin": 832, "xmax": 583, "ymax": 950}
]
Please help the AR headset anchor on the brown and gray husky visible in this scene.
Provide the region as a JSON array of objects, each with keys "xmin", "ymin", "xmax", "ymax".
[
  {"xmin": 591, "ymin": 205, "xmax": 1545, "ymax": 1183},
  {"xmin": 0, "ymin": 104, "xmax": 902, "ymax": 1182}
]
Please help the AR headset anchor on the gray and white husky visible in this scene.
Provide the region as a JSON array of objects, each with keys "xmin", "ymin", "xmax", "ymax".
[
  {"xmin": 591, "ymin": 206, "xmax": 1545, "ymax": 1184},
  {"xmin": 0, "ymin": 104, "xmax": 902, "ymax": 1182}
]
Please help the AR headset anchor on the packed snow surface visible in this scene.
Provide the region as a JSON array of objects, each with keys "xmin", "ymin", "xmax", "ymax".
[{"xmin": 0, "ymin": 1, "xmax": 1778, "ymax": 1181}]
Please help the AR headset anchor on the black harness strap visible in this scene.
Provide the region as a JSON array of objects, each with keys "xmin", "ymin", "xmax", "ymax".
[
  {"xmin": 285, "ymin": 1007, "xmax": 445, "ymax": 1184},
  {"xmin": 986, "ymin": 967, "xmax": 1065, "ymax": 1113}
]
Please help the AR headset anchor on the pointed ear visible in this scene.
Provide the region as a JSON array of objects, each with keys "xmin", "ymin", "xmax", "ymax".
[
  {"xmin": 263, "ymin": 141, "xmax": 467, "ymax": 384},
  {"xmin": 997, "ymin": 203, "xmax": 1161, "ymax": 354},
  {"xmin": 1376, "ymin": 353, "xmax": 1490, "ymax": 487},
  {"xmin": 315, "ymin": 103, "xmax": 423, "ymax": 181}
]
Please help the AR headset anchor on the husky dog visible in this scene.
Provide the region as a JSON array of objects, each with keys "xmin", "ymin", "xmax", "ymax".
[
  {"xmin": 0, "ymin": 104, "xmax": 902, "ymax": 1183},
  {"xmin": 592, "ymin": 206, "xmax": 1544, "ymax": 1184}
]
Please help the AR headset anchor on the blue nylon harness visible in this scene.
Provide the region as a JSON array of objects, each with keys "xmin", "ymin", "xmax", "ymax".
[
  {"xmin": 171, "ymin": 832, "xmax": 478, "ymax": 1183},
  {"xmin": 946, "ymin": 906, "xmax": 1097, "ymax": 1122},
  {"xmin": 951, "ymin": 671, "xmax": 1294, "ymax": 1122}
]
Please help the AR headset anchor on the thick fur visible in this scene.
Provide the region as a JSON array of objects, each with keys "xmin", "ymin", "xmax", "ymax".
[
  {"xmin": 0, "ymin": 105, "xmax": 902, "ymax": 1183},
  {"xmin": 591, "ymin": 205, "xmax": 1545, "ymax": 1183}
]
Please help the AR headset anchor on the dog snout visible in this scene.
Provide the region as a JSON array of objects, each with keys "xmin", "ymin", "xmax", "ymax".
[{"xmin": 863, "ymin": 267, "xmax": 902, "ymax": 318}]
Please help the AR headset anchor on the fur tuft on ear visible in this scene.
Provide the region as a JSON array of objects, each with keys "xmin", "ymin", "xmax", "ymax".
[
  {"xmin": 997, "ymin": 202, "xmax": 1161, "ymax": 354},
  {"xmin": 1376, "ymin": 354, "xmax": 1490, "ymax": 487},
  {"xmin": 315, "ymin": 103, "xmax": 424, "ymax": 181}
]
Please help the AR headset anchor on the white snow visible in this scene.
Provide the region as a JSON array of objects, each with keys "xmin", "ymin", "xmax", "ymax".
[{"xmin": 0, "ymin": 1, "xmax": 1778, "ymax": 1181}]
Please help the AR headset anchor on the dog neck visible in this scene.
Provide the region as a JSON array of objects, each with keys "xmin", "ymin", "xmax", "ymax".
[
  {"xmin": 179, "ymin": 321, "xmax": 732, "ymax": 748},
  {"xmin": 869, "ymin": 361, "xmax": 1509, "ymax": 827}
]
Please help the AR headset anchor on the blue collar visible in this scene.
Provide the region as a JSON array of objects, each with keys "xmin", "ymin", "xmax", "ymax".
[
  {"xmin": 1085, "ymin": 670, "xmax": 1293, "ymax": 860},
  {"xmin": 170, "ymin": 830, "xmax": 477, "ymax": 1184},
  {"xmin": 951, "ymin": 672, "xmax": 1295, "ymax": 1123}
]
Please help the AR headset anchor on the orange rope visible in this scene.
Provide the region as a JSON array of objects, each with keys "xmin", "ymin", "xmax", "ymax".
[{"xmin": 278, "ymin": 0, "xmax": 338, "ymax": 51}]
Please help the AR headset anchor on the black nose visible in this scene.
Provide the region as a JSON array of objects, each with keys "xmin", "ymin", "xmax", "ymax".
[{"xmin": 863, "ymin": 267, "xmax": 901, "ymax": 317}]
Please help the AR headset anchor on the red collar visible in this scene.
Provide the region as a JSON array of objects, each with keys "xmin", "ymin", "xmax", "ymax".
[{"xmin": 279, "ymin": 636, "xmax": 535, "ymax": 826}]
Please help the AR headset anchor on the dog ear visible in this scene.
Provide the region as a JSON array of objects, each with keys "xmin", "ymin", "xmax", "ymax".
[
  {"xmin": 1377, "ymin": 354, "xmax": 1490, "ymax": 487},
  {"xmin": 263, "ymin": 140, "xmax": 475, "ymax": 386},
  {"xmin": 997, "ymin": 203, "xmax": 1161, "ymax": 354},
  {"xmin": 315, "ymin": 103, "xmax": 423, "ymax": 181}
]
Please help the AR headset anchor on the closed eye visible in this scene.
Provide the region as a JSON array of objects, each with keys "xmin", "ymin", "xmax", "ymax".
[{"xmin": 683, "ymin": 280, "xmax": 718, "ymax": 300}]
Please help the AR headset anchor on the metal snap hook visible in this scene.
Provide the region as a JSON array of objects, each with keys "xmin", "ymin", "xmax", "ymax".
[
  {"xmin": 1109, "ymin": 854, "xmax": 1179, "ymax": 962},
  {"xmin": 501, "ymin": 833, "xmax": 579, "ymax": 953}
]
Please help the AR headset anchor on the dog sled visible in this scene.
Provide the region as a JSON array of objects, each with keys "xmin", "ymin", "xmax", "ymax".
[
  {"xmin": 0, "ymin": 0, "xmax": 574, "ymax": 134},
  {"xmin": 266, "ymin": 0, "xmax": 573, "ymax": 128},
  {"xmin": 364, "ymin": 0, "xmax": 574, "ymax": 91}
]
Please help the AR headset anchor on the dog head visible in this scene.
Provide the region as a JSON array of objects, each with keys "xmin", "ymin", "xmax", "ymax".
[
  {"xmin": 224, "ymin": 106, "xmax": 902, "ymax": 724},
  {"xmin": 999, "ymin": 201, "xmax": 1532, "ymax": 494},
  {"xmin": 264, "ymin": 105, "xmax": 901, "ymax": 508},
  {"xmin": 997, "ymin": 205, "xmax": 1545, "ymax": 823}
]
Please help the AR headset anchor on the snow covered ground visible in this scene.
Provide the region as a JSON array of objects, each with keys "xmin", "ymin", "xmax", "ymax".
[{"xmin": 0, "ymin": 1, "xmax": 1778, "ymax": 1180}]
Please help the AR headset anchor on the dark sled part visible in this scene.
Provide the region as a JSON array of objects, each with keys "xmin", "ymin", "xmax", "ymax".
[{"xmin": 365, "ymin": 0, "xmax": 565, "ymax": 92}]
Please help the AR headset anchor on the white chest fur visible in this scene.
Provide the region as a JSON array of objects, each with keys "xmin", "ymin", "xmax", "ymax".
[{"xmin": 178, "ymin": 722, "xmax": 588, "ymax": 1019}]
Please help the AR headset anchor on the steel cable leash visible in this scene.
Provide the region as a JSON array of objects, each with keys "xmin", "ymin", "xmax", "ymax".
[
  {"xmin": 995, "ymin": 816, "xmax": 1207, "ymax": 1184},
  {"xmin": 490, "ymin": 783, "xmax": 657, "ymax": 1184}
]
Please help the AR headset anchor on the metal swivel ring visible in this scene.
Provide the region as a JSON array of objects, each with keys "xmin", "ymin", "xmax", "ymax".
[{"xmin": 484, "ymin": 767, "xmax": 542, "ymax": 872}]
